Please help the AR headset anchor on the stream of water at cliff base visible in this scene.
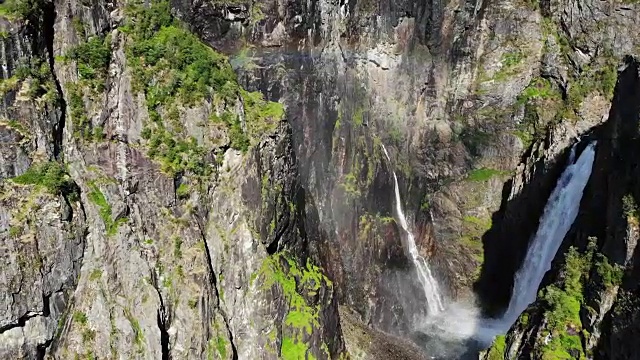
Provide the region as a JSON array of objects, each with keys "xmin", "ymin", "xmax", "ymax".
[{"xmin": 412, "ymin": 142, "xmax": 597, "ymax": 359}]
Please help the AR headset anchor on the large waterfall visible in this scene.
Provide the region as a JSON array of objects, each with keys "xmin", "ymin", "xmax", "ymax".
[
  {"xmin": 501, "ymin": 141, "xmax": 597, "ymax": 325},
  {"xmin": 416, "ymin": 141, "xmax": 598, "ymax": 356},
  {"xmin": 377, "ymin": 141, "xmax": 596, "ymax": 358},
  {"xmin": 382, "ymin": 145, "xmax": 444, "ymax": 315}
]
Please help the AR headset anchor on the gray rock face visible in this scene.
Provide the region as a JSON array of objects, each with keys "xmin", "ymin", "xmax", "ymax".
[
  {"xmin": 0, "ymin": 184, "xmax": 85, "ymax": 358},
  {"xmin": 1, "ymin": 0, "xmax": 345, "ymax": 358},
  {"xmin": 0, "ymin": 0, "xmax": 638, "ymax": 357},
  {"xmin": 172, "ymin": 0, "xmax": 630, "ymax": 328}
]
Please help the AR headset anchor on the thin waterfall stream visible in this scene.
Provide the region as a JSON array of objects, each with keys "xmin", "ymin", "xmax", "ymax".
[{"xmin": 382, "ymin": 144, "xmax": 444, "ymax": 315}]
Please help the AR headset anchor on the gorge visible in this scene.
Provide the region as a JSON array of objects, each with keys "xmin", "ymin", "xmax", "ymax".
[{"xmin": 0, "ymin": 0, "xmax": 640, "ymax": 358}]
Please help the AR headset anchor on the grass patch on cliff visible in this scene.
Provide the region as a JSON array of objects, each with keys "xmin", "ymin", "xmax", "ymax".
[
  {"xmin": 87, "ymin": 182, "xmax": 127, "ymax": 236},
  {"xmin": 466, "ymin": 168, "xmax": 507, "ymax": 182},
  {"xmin": 14, "ymin": 58, "xmax": 58, "ymax": 103},
  {"xmin": 517, "ymin": 77, "xmax": 562, "ymax": 105},
  {"xmin": 257, "ymin": 253, "xmax": 331, "ymax": 358},
  {"xmin": 73, "ymin": 311, "xmax": 88, "ymax": 325},
  {"xmin": 281, "ymin": 336, "xmax": 315, "ymax": 360},
  {"xmin": 12, "ymin": 161, "xmax": 78, "ymax": 199},
  {"xmin": 486, "ymin": 335, "xmax": 506, "ymax": 360},
  {"xmin": 215, "ymin": 336, "xmax": 228, "ymax": 358},
  {"xmin": 493, "ymin": 50, "xmax": 525, "ymax": 81},
  {"xmin": 124, "ymin": 308, "xmax": 144, "ymax": 348},
  {"xmin": 122, "ymin": 0, "xmax": 284, "ymax": 175},
  {"xmin": 541, "ymin": 25, "xmax": 619, "ymax": 118}
]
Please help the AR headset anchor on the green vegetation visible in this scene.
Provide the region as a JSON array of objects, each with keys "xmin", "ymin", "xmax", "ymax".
[
  {"xmin": 466, "ymin": 168, "xmax": 506, "ymax": 182},
  {"xmin": 82, "ymin": 328, "xmax": 96, "ymax": 343},
  {"xmin": 1, "ymin": 119, "xmax": 29, "ymax": 137},
  {"xmin": 124, "ymin": 309, "xmax": 144, "ymax": 347},
  {"xmin": 15, "ymin": 58, "xmax": 57, "ymax": 103},
  {"xmin": 0, "ymin": 1, "xmax": 59, "ymax": 104},
  {"xmin": 257, "ymin": 253, "xmax": 331, "ymax": 359},
  {"xmin": 73, "ymin": 311, "xmax": 88, "ymax": 325},
  {"xmin": 341, "ymin": 172, "xmax": 361, "ymax": 198},
  {"xmin": 507, "ymin": 24, "xmax": 619, "ymax": 151},
  {"xmin": 486, "ymin": 335, "xmax": 506, "ymax": 360},
  {"xmin": 0, "ymin": 0, "xmax": 44, "ymax": 20},
  {"xmin": 188, "ymin": 298, "xmax": 198, "ymax": 309},
  {"xmin": 142, "ymin": 127, "xmax": 208, "ymax": 176},
  {"xmin": 67, "ymin": 82, "xmax": 104, "ymax": 141},
  {"xmin": 8, "ymin": 226, "xmax": 21, "ymax": 238},
  {"xmin": 173, "ymin": 237, "xmax": 183, "ymax": 258},
  {"xmin": 352, "ymin": 106, "xmax": 364, "ymax": 126},
  {"xmin": 62, "ymin": 19, "xmax": 111, "ymax": 141},
  {"xmin": 89, "ymin": 269, "xmax": 103, "ymax": 281},
  {"xmin": 121, "ymin": 0, "xmax": 283, "ymax": 175},
  {"xmin": 420, "ymin": 194, "xmax": 430, "ymax": 211},
  {"xmin": 281, "ymin": 336, "xmax": 315, "ymax": 360},
  {"xmin": 12, "ymin": 161, "xmax": 78, "ymax": 199},
  {"xmin": 494, "ymin": 50, "xmax": 525, "ymax": 81},
  {"xmin": 538, "ymin": 22, "xmax": 619, "ymax": 120},
  {"xmin": 176, "ymin": 183, "xmax": 189, "ymax": 199},
  {"xmin": 538, "ymin": 245, "xmax": 593, "ymax": 359},
  {"xmin": 72, "ymin": 310, "xmax": 96, "ymax": 344},
  {"xmin": 595, "ymin": 254, "xmax": 624, "ymax": 288},
  {"xmin": 211, "ymin": 111, "xmax": 249, "ymax": 152},
  {"xmin": 0, "ymin": 76, "xmax": 19, "ymax": 96},
  {"xmin": 216, "ymin": 336, "xmax": 227, "ymax": 358},
  {"xmin": 66, "ymin": 35, "xmax": 111, "ymax": 91},
  {"xmin": 464, "ymin": 215, "xmax": 491, "ymax": 228},
  {"xmin": 566, "ymin": 58, "xmax": 618, "ymax": 108},
  {"xmin": 622, "ymin": 194, "xmax": 639, "ymax": 225},
  {"xmin": 461, "ymin": 214, "xmax": 491, "ymax": 264},
  {"xmin": 87, "ymin": 182, "xmax": 127, "ymax": 236},
  {"xmin": 517, "ymin": 77, "xmax": 561, "ymax": 105},
  {"xmin": 71, "ymin": 17, "xmax": 86, "ymax": 38}
]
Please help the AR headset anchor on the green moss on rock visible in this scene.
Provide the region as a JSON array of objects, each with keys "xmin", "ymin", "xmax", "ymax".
[
  {"xmin": 257, "ymin": 253, "xmax": 332, "ymax": 359},
  {"xmin": 87, "ymin": 182, "xmax": 127, "ymax": 236},
  {"xmin": 486, "ymin": 335, "xmax": 506, "ymax": 360}
]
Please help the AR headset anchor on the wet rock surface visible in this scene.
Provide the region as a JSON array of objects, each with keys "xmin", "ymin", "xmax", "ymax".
[{"xmin": 0, "ymin": 0, "xmax": 639, "ymax": 357}]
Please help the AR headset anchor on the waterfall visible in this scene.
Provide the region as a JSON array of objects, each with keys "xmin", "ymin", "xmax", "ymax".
[
  {"xmin": 381, "ymin": 145, "xmax": 444, "ymax": 315},
  {"xmin": 501, "ymin": 141, "xmax": 597, "ymax": 325}
]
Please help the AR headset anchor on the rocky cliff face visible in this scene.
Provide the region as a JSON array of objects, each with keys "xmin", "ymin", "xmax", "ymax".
[
  {"xmin": 0, "ymin": 0, "xmax": 345, "ymax": 358},
  {"xmin": 172, "ymin": 0, "xmax": 633, "ymax": 326},
  {"xmin": 1, "ymin": 0, "xmax": 639, "ymax": 357},
  {"xmin": 484, "ymin": 57, "xmax": 640, "ymax": 360}
]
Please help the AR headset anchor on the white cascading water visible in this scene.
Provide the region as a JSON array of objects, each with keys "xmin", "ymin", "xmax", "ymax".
[
  {"xmin": 500, "ymin": 141, "xmax": 597, "ymax": 326},
  {"xmin": 415, "ymin": 141, "xmax": 598, "ymax": 355},
  {"xmin": 382, "ymin": 145, "xmax": 445, "ymax": 315}
]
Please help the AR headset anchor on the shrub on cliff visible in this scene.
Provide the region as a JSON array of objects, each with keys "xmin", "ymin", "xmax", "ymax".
[{"xmin": 12, "ymin": 161, "xmax": 78, "ymax": 199}]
